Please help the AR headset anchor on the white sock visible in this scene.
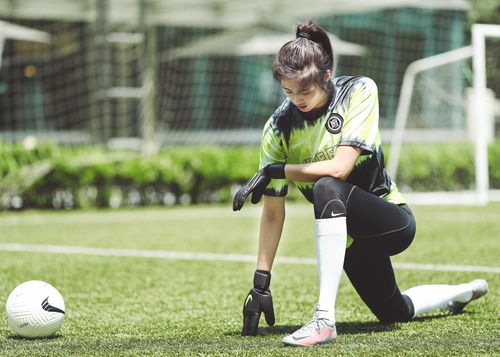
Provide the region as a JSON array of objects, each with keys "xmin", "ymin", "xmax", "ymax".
[
  {"xmin": 403, "ymin": 283, "xmax": 474, "ymax": 317},
  {"xmin": 315, "ymin": 217, "xmax": 347, "ymax": 322}
]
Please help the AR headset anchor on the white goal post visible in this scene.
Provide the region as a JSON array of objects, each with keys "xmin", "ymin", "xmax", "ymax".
[
  {"xmin": 471, "ymin": 24, "xmax": 500, "ymax": 205},
  {"xmin": 387, "ymin": 23, "xmax": 500, "ymax": 205}
]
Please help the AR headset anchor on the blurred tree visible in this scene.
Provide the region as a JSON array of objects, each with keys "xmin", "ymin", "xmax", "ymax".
[{"xmin": 467, "ymin": 0, "xmax": 500, "ymax": 25}]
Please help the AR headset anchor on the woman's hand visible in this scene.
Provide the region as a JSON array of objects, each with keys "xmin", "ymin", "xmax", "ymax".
[{"xmin": 232, "ymin": 164, "xmax": 285, "ymax": 211}]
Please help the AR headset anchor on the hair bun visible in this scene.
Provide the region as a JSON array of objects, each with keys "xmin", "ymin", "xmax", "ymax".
[
  {"xmin": 297, "ymin": 32, "xmax": 311, "ymax": 39},
  {"xmin": 295, "ymin": 20, "xmax": 334, "ymax": 71}
]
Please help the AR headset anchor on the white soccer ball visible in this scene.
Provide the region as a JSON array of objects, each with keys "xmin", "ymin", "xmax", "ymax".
[{"xmin": 6, "ymin": 280, "xmax": 65, "ymax": 338}]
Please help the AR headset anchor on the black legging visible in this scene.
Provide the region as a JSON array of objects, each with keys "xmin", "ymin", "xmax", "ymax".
[{"xmin": 312, "ymin": 176, "xmax": 416, "ymax": 323}]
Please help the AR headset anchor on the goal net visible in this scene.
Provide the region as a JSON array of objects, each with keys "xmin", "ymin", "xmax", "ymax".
[
  {"xmin": 387, "ymin": 24, "xmax": 500, "ymax": 205},
  {"xmin": 1, "ymin": 4, "xmax": 499, "ymax": 205},
  {"xmin": 0, "ymin": 5, "xmax": 480, "ymax": 151}
]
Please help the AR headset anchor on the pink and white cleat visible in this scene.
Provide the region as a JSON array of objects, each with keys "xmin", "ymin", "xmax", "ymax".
[
  {"xmin": 282, "ymin": 311, "xmax": 337, "ymax": 347},
  {"xmin": 446, "ymin": 279, "xmax": 489, "ymax": 314}
]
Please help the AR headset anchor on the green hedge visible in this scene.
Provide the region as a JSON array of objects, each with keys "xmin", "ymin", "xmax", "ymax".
[
  {"xmin": 397, "ymin": 142, "xmax": 500, "ymax": 191},
  {"xmin": 1, "ymin": 142, "xmax": 499, "ymax": 210},
  {"xmin": 1, "ymin": 144, "xmax": 260, "ymax": 209}
]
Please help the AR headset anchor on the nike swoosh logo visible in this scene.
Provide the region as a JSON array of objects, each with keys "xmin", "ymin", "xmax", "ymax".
[
  {"xmin": 331, "ymin": 212, "xmax": 344, "ymax": 217},
  {"xmin": 245, "ymin": 294, "xmax": 253, "ymax": 307},
  {"xmin": 41, "ymin": 297, "xmax": 65, "ymax": 314}
]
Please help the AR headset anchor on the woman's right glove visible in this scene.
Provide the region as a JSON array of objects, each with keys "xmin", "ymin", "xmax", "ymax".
[
  {"xmin": 241, "ymin": 270, "xmax": 275, "ymax": 336},
  {"xmin": 232, "ymin": 164, "xmax": 285, "ymax": 211}
]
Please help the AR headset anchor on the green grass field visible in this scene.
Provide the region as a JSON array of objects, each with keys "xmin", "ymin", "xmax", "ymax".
[{"xmin": 0, "ymin": 203, "xmax": 499, "ymax": 356}]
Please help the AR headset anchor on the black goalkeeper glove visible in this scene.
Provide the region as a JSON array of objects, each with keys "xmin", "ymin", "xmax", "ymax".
[
  {"xmin": 242, "ymin": 270, "xmax": 275, "ymax": 336},
  {"xmin": 232, "ymin": 163, "xmax": 285, "ymax": 211}
]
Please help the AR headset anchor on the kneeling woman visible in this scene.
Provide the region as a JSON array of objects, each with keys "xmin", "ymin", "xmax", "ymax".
[{"xmin": 233, "ymin": 20, "xmax": 488, "ymax": 347}]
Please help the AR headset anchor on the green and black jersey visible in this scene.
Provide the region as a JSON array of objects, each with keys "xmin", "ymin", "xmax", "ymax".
[{"xmin": 260, "ymin": 75, "xmax": 405, "ymax": 205}]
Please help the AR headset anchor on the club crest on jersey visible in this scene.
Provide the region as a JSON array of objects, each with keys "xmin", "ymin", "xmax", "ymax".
[{"xmin": 326, "ymin": 113, "xmax": 343, "ymax": 134}]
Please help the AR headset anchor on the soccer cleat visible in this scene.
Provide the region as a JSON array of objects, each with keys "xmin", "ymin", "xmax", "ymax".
[
  {"xmin": 282, "ymin": 310, "xmax": 337, "ymax": 347},
  {"xmin": 446, "ymin": 279, "xmax": 489, "ymax": 314}
]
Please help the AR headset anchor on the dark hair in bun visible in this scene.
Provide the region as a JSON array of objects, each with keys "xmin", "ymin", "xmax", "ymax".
[{"xmin": 272, "ymin": 20, "xmax": 334, "ymax": 92}]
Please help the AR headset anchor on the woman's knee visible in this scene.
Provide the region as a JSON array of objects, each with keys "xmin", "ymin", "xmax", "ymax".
[
  {"xmin": 376, "ymin": 294, "xmax": 414, "ymax": 323},
  {"xmin": 313, "ymin": 177, "xmax": 344, "ymax": 196},
  {"xmin": 312, "ymin": 177, "xmax": 351, "ymax": 219}
]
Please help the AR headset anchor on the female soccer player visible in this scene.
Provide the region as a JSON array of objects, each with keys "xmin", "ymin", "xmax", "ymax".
[{"xmin": 233, "ymin": 20, "xmax": 488, "ymax": 347}]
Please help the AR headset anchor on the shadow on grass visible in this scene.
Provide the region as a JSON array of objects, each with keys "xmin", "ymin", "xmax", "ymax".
[
  {"xmin": 224, "ymin": 321, "xmax": 395, "ymax": 337},
  {"xmin": 411, "ymin": 313, "xmax": 462, "ymax": 322},
  {"xmin": 7, "ymin": 333, "xmax": 64, "ymax": 341},
  {"xmin": 261, "ymin": 321, "xmax": 397, "ymax": 336},
  {"xmin": 225, "ymin": 313, "xmax": 456, "ymax": 337}
]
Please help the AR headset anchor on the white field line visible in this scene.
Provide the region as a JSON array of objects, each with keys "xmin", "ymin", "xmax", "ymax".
[
  {"xmin": 0, "ymin": 207, "xmax": 263, "ymax": 226},
  {"xmin": 0, "ymin": 243, "xmax": 499, "ymax": 274}
]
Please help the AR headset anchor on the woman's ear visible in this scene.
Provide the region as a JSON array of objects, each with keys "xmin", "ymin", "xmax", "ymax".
[{"xmin": 325, "ymin": 69, "xmax": 332, "ymax": 81}]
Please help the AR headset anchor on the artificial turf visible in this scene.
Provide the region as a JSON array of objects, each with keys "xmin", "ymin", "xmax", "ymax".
[{"xmin": 0, "ymin": 203, "xmax": 499, "ymax": 356}]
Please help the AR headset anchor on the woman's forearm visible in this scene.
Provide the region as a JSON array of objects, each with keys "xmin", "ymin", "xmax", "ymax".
[
  {"xmin": 256, "ymin": 197, "xmax": 285, "ymax": 271},
  {"xmin": 284, "ymin": 146, "xmax": 362, "ymax": 182},
  {"xmin": 285, "ymin": 160, "xmax": 348, "ymax": 182}
]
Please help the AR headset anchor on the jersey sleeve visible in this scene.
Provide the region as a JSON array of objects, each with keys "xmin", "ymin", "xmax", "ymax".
[
  {"xmin": 259, "ymin": 118, "xmax": 288, "ymax": 197},
  {"xmin": 338, "ymin": 77, "xmax": 379, "ymax": 154}
]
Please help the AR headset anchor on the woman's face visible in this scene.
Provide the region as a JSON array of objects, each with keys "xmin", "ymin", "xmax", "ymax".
[{"xmin": 281, "ymin": 78, "xmax": 329, "ymax": 112}]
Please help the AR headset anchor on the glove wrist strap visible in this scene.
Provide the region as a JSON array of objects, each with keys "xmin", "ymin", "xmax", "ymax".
[
  {"xmin": 253, "ymin": 270, "xmax": 271, "ymax": 291},
  {"xmin": 267, "ymin": 164, "xmax": 286, "ymax": 179}
]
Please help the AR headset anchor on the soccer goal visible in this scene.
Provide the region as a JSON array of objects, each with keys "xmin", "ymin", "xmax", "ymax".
[{"xmin": 387, "ymin": 24, "xmax": 500, "ymax": 205}]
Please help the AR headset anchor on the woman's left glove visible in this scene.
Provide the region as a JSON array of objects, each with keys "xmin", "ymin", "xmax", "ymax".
[
  {"xmin": 232, "ymin": 164, "xmax": 285, "ymax": 211},
  {"xmin": 242, "ymin": 270, "xmax": 275, "ymax": 336}
]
